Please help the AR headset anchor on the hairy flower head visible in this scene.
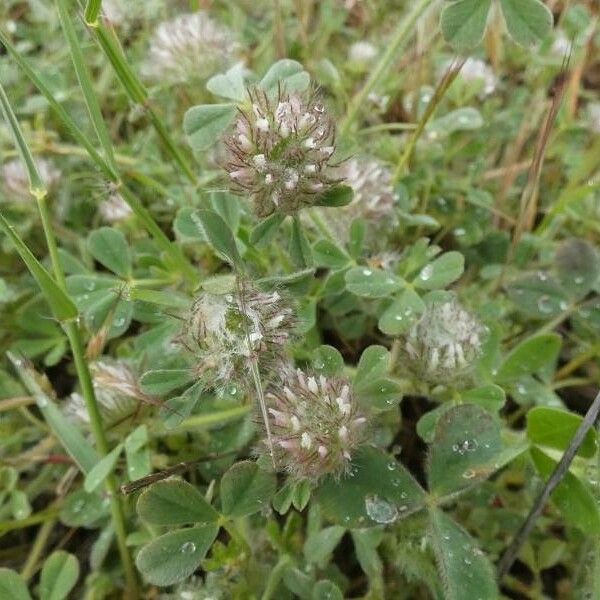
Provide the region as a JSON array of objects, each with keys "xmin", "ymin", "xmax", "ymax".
[
  {"xmin": 339, "ymin": 157, "xmax": 397, "ymax": 222},
  {"xmin": 265, "ymin": 368, "xmax": 367, "ymax": 481},
  {"xmin": 99, "ymin": 191, "xmax": 133, "ymax": 223},
  {"xmin": 1, "ymin": 158, "xmax": 60, "ymax": 203},
  {"xmin": 404, "ymin": 297, "xmax": 485, "ymax": 385},
  {"xmin": 440, "ymin": 57, "xmax": 497, "ymax": 97},
  {"xmin": 182, "ymin": 284, "xmax": 294, "ymax": 384},
  {"xmin": 144, "ymin": 12, "xmax": 238, "ymax": 84},
  {"xmin": 224, "ymin": 87, "xmax": 340, "ymax": 218},
  {"xmin": 64, "ymin": 360, "xmax": 147, "ymax": 427}
]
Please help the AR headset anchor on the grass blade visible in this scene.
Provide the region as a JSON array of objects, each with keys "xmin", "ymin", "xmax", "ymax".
[
  {"xmin": 7, "ymin": 353, "xmax": 98, "ymax": 474},
  {"xmin": 0, "ymin": 28, "xmax": 115, "ymax": 179},
  {"xmin": 88, "ymin": 21, "xmax": 197, "ymax": 183},
  {"xmin": 55, "ymin": 0, "xmax": 116, "ymax": 173},
  {"xmin": 84, "ymin": 0, "xmax": 102, "ymax": 26},
  {"xmin": 0, "ymin": 212, "xmax": 77, "ymax": 321},
  {"xmin": 0, "ymin": 84, "xmax": 43, "ymax": 194}
]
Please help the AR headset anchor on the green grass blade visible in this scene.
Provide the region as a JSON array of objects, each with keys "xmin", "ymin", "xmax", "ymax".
[
  {"xmin": 0, "ymin": 30, "xmax": 196, "ymax": 282},
  {"xmin": 0, "ymin": 213, "xmax": 78, "ymax": 321},
  {"xmin": 55, "ymin": 0, "xmax": 116, "ymax": 173},
  {"xmin": 0, "ymin": 84, "xmax": 43, "ymax": 194},
  {"xmin": 84, "ymin": 0, "xmax": 102, "ymax": 26},
  {"xmin": 90, "ymin": 23, "xmax": 197, "ymax": 183},
  {"xmin": 0, "ymin": 28, "xmax": 115, "ymax": 180},
  {"xmin": 0, "ymin": 81, "xmax": 67, "ymax": 287},
  {"xmin": 339, "ymin": 0, "xmax": 434, "ymax": 137},
  {"xmin": 7, "ymin": 353, "xmax": 98, "ymax": 474}
]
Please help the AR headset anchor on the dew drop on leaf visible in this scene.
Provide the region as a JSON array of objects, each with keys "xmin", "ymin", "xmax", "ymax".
[
  {"xmin": 180, "ymin": 542, "xmax": 196, "ymax": 554},
  {"xmin": 419, "ymin": 264, "xmax": 433, "ymax": 281},
  {"xmin": 365, "ymin": 494, "xmax": 398, "ymax": 524},
  {"xmin": 537, "ymin": 295, "xmax": 553, "ymax": 314}
]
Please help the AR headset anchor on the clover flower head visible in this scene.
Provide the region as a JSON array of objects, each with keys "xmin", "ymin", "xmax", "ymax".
[
  {"xmin": 101, "ymin": 0, "xmax": 162, "ymax": 28},
  {"xmin": 184, "ymin": 284, "xmax": 294, "ymax": 383},
  {"xmin": 339, "ymin": 157, "xmax": 398, "ymax": 222},
  {"xmin": 224, "ymin": 87, "xmax": 340, "ymax": 218},
  {"xmin": 64, "ymin": 360, "xmax": 144, "ymax": 426},
  {"xmin": 348, "ymin": 41, "xmax": 378, "ymax": 64},
  {"xmin": 265, "ymin": 367, "xmax": 367, "ymax": 481},
  {"xmin": 144, "ymin": 12, "xmax": 238, "ymax": 84},
  {"xmin": 99, "ymin": 191, "xmax": 133, "ymax": 223},
  {"xmin": 404, "ymin": 297, "xmax": 485, "ymax": 385},
  {"xmin": 439, "ymin": 57, "xmax": 496, "ymax": 97},
  {"xmin": 101, "ymin": 0, "xmax": 126, "ymax": 26},
  {"xmin": 1, "ymin": 158, "xmax": 60, "ymax": 203},
  {"xmin": 460, "ymin": 58, "xmax": 497, "ymax": 96}
]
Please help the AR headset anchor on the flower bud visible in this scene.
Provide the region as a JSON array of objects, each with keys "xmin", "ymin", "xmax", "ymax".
[
  {"xmin": 338, "ymin": 157, "xmax": 398, "ymax": 223},
  {"xmin": 144, "ymin": 12, "xmax": 238, "ymax": 84},
  {"xmin": 64, "ymin": 360, "xmax": 146, "ymax": 426},
  {"xmin": 404, "ymin": 297, "xmax": 485, "ymax": 385},
  {"xmin": 223, "ymin": 87, "xmax": 340, "ymax": 218},
  {"xmin": 264, "ymin": 367, "xmax": 367, "ymax": 481},
  {"xmin": 183, "ymin": 284, "xmax": 294, "ymax": 384}
]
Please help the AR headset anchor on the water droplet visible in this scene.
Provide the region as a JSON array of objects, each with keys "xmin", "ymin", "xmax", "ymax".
[
  {"xmin": 86, "ymin": 281, "xmax": 96, "ymax": 291},
  {"xmin": 365, "ymin": 495, "xmax": 398, "ymax": 524},
  {"xmin": 453, "ymin": 439, "xmax": 478, "ymax": 455},
  {"xmin": 37, "ymin": 396, "xmax": 48, "ymax": 408},
  {"xmin": 362, "ymin": 269, "xmax": 372, "ymax": 276},
  {"xmin": 537, "ymin": 295, "xmax": 553, "ymax": 314},
  {"xmin": 462, "ymin": 469, "xmax": 476, "ymax": 479},
  {"xmin": 537, "ymin": 271, "xmax": 547, "ymax": 281},
  {"xmin": 180, "ymin": 542, "xmax": 196, "ymax": 554},
  {"xmin": 559, "ymin": 300, "xmax": 568, "ymax": 310},
  {"xmin": 454, "ymin": 228, "xmax": 466, "ymax": 237},
  {"xmin": 387, "ymin": 461, "xmax": 396, "ymax": 471},
  {"xmin": 517, "ymin": 384, "xmax": 526, "ymax": 394},
  {"xmin": 574, "ymin": 276, "xmax": 584, "ymax": 284},
  {"xmin": 419, "ymin": 264, "xmax": 433, "ymax": 281}
]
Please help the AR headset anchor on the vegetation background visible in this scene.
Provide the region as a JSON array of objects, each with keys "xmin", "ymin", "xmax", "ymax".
[{"xmin": 0, "ymin": 0, "xmax": 599, "ymax": 598}]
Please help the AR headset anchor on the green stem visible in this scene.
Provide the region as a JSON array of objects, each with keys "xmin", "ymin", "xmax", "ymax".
[
  {"xmin": 21, "ymin": 517, "xmax": 56, "ymax": 580},
  {"xmin": 36, "ymin": 194, "xmax": 66, "ymax": 287},
  {"xmin": 0, "ymin": 27, "xmax": 116, "ymax": 180},
  {"xmin": 30, "ymin": 156, "xmax": 138, "ymax": 597},
  {"xmin": 56, "ymin": 0, "xmax": 116, "ymax": 173},
  {"xmin": 261, "ymin": 554, "xmax": 292, "ymax": 600},
  {"xmin": 89, "ymin": 22, "xmax": 197, "ymax": 183},
  {"xmin": 308, "ymin": 208, "xmax": 336, "ymax": 242},
  {"xmin": 84, "ymin": 0, "xmax": 103, "ymax": 26},
  {"xmin": 0, "ymin": 29, "xmax": 196, "ymax": 282},
  {"xmin": 118, "ymin": 184, "xmax": 199, "ymax": 286},
  {"xmin": 338, "ymin": 0, "xmax": 433, "ymax": 137},
  {"xmin": 63, "ymin": 323, "xmax": 138, "ymax": 596},
  {"xmin": 392, "ymin": 59, "xmax": 464, "ymax": 182},
  {"xmin": 0, "ymin": 509, "xmax": 60, "ymax": 536},
  {"xmin": 166, "ymin": 405, "xmax": 252, "ymax": 436},
  {"xmin": 594, "ymin": 420, "xmax": 600, "ymax": 597}
]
